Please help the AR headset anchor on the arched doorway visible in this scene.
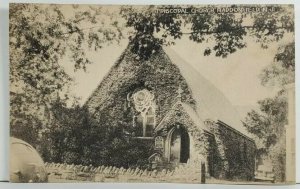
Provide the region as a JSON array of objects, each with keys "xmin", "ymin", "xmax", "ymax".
[{"xmin": 168, "ymin": 126, "xmax": 190, "ymax": 164}]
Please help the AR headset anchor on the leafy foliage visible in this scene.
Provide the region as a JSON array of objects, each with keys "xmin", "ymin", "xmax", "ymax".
[
  {"xmin": 260, "ymin": 42, "xmax": 295, "ymax": 87},
  {"xmin": 244, "ymin": 92, "xmax": 288, "ymax": 182},
  {"xmin": 243, "ymin": 42, "xmax": 294, "ymax": 182},
  {"xmin": 251, "ymin": 7, "xmax": 294, "ymax": 48},
  {"xmin": 40, "ymin": 102, "xmax": 153, "ymax": 168},
  {"xmin": 244, "ymin": 92, "xmax": 287, "ymax": 153},
  {"xmin": 274, "ymin": 42, "xmax": 295, "ymax": 70},
  {"xmin": 121, "ymin": 5, "xmax": 294, "ymax": 59},
  {"xmin": 9, "ymin": 4, "xmax": 123, "ymax": 147}
]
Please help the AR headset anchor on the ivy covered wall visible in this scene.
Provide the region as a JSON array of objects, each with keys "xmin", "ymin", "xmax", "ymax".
[
  {"xmin": 85, "ymin": 46, "xmax": 195, "ymax": 135},
  {"xmin": 209, "ymin": 121, "xmax": 256, "ymax": 181}
]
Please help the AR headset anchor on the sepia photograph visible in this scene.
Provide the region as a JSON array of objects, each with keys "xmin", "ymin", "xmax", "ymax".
[{"xmin": 9, "ymin": 4, "xmax": 295, "ymax": 184}]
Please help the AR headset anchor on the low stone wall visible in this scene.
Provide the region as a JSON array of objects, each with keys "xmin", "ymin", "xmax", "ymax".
[{"xmin": 45, "ymin": 160, "xmax": 204, "ymax": 183}]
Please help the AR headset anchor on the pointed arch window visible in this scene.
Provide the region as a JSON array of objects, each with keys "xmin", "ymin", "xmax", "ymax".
[{"xmin": 132, "ymin": 89, "xmax": 156, "ymax": 137}]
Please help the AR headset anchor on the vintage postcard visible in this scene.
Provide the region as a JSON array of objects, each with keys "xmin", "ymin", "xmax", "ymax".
[{"xmin": 9, "ymin": 4, "xmax": 295, "ymax": 184}]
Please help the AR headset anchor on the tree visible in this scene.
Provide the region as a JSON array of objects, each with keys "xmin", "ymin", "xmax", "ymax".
[
  {"xmin": 244, "ymin": 91, "xmax": 287, "ymax": 152},
  {"xmin": 260, "ymin": 42, "xmax": 295, "ymax": 88},
  {"xmin": 120, "ymin": 5, "xmax": 294, "ymax": 59},
  {"xmin": 42, "ymin": 102, "xmax": 154, "ymax": 167},
  {"xmin": 9, "ymin": 4, "xmax": 123, "ymax": 147},
  {"xmin": 243, "ymin": 42, "xmax": 295, "ymax": 182},
  {"xmin": 244, "ymin": 92, "xmax": 287, "ymax": 182},
  {"xmin": 41, "ymin": 99, "xmax": 88, "ymax": 163}
]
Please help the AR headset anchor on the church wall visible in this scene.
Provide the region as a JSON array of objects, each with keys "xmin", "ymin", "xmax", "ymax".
[
  {"xmin": 206, "ymin": 133, "xmax": 224, "ymax": 178},
  {"xmin": 211, "ymin": 122, "xmax": 256, "ymax": 181},
  {"xmin": 85, "ymin": 48, "xmax": 196, "ymax": 127},
  {"xmin": 188, "ymin": 133, "xmax": 197, "ymax": 161}
]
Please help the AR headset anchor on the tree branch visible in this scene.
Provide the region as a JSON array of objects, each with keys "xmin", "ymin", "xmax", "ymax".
[{"xmin": 181, "ymin": 26, "xmax": 286, "ymax": 35}]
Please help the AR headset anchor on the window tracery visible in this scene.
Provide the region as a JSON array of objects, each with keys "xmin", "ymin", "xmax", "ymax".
[{"xmin": 129, "ymin": 89, "xmax": 156, "ymax": 137}]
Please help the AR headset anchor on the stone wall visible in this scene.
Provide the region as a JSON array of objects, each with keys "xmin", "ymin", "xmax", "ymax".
[{"xmin": 45, "ymin": 161, "xmax": 204, "ymax": 183}]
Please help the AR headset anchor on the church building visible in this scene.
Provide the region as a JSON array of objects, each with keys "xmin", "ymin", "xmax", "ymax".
[{"xmin": 85, "ymin": 45, "xmax": 256, "ymax": 181}]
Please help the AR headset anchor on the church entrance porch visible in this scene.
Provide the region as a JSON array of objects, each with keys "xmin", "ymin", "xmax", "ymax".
[{"xmin": 165, "ymin": 125, "xmax": 190, "ymax": 165}]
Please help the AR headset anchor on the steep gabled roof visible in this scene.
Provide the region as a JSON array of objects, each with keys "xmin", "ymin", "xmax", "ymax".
[{"xmin": 163, "ymin": 47, "xmax": 249, "ymax": 136}]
